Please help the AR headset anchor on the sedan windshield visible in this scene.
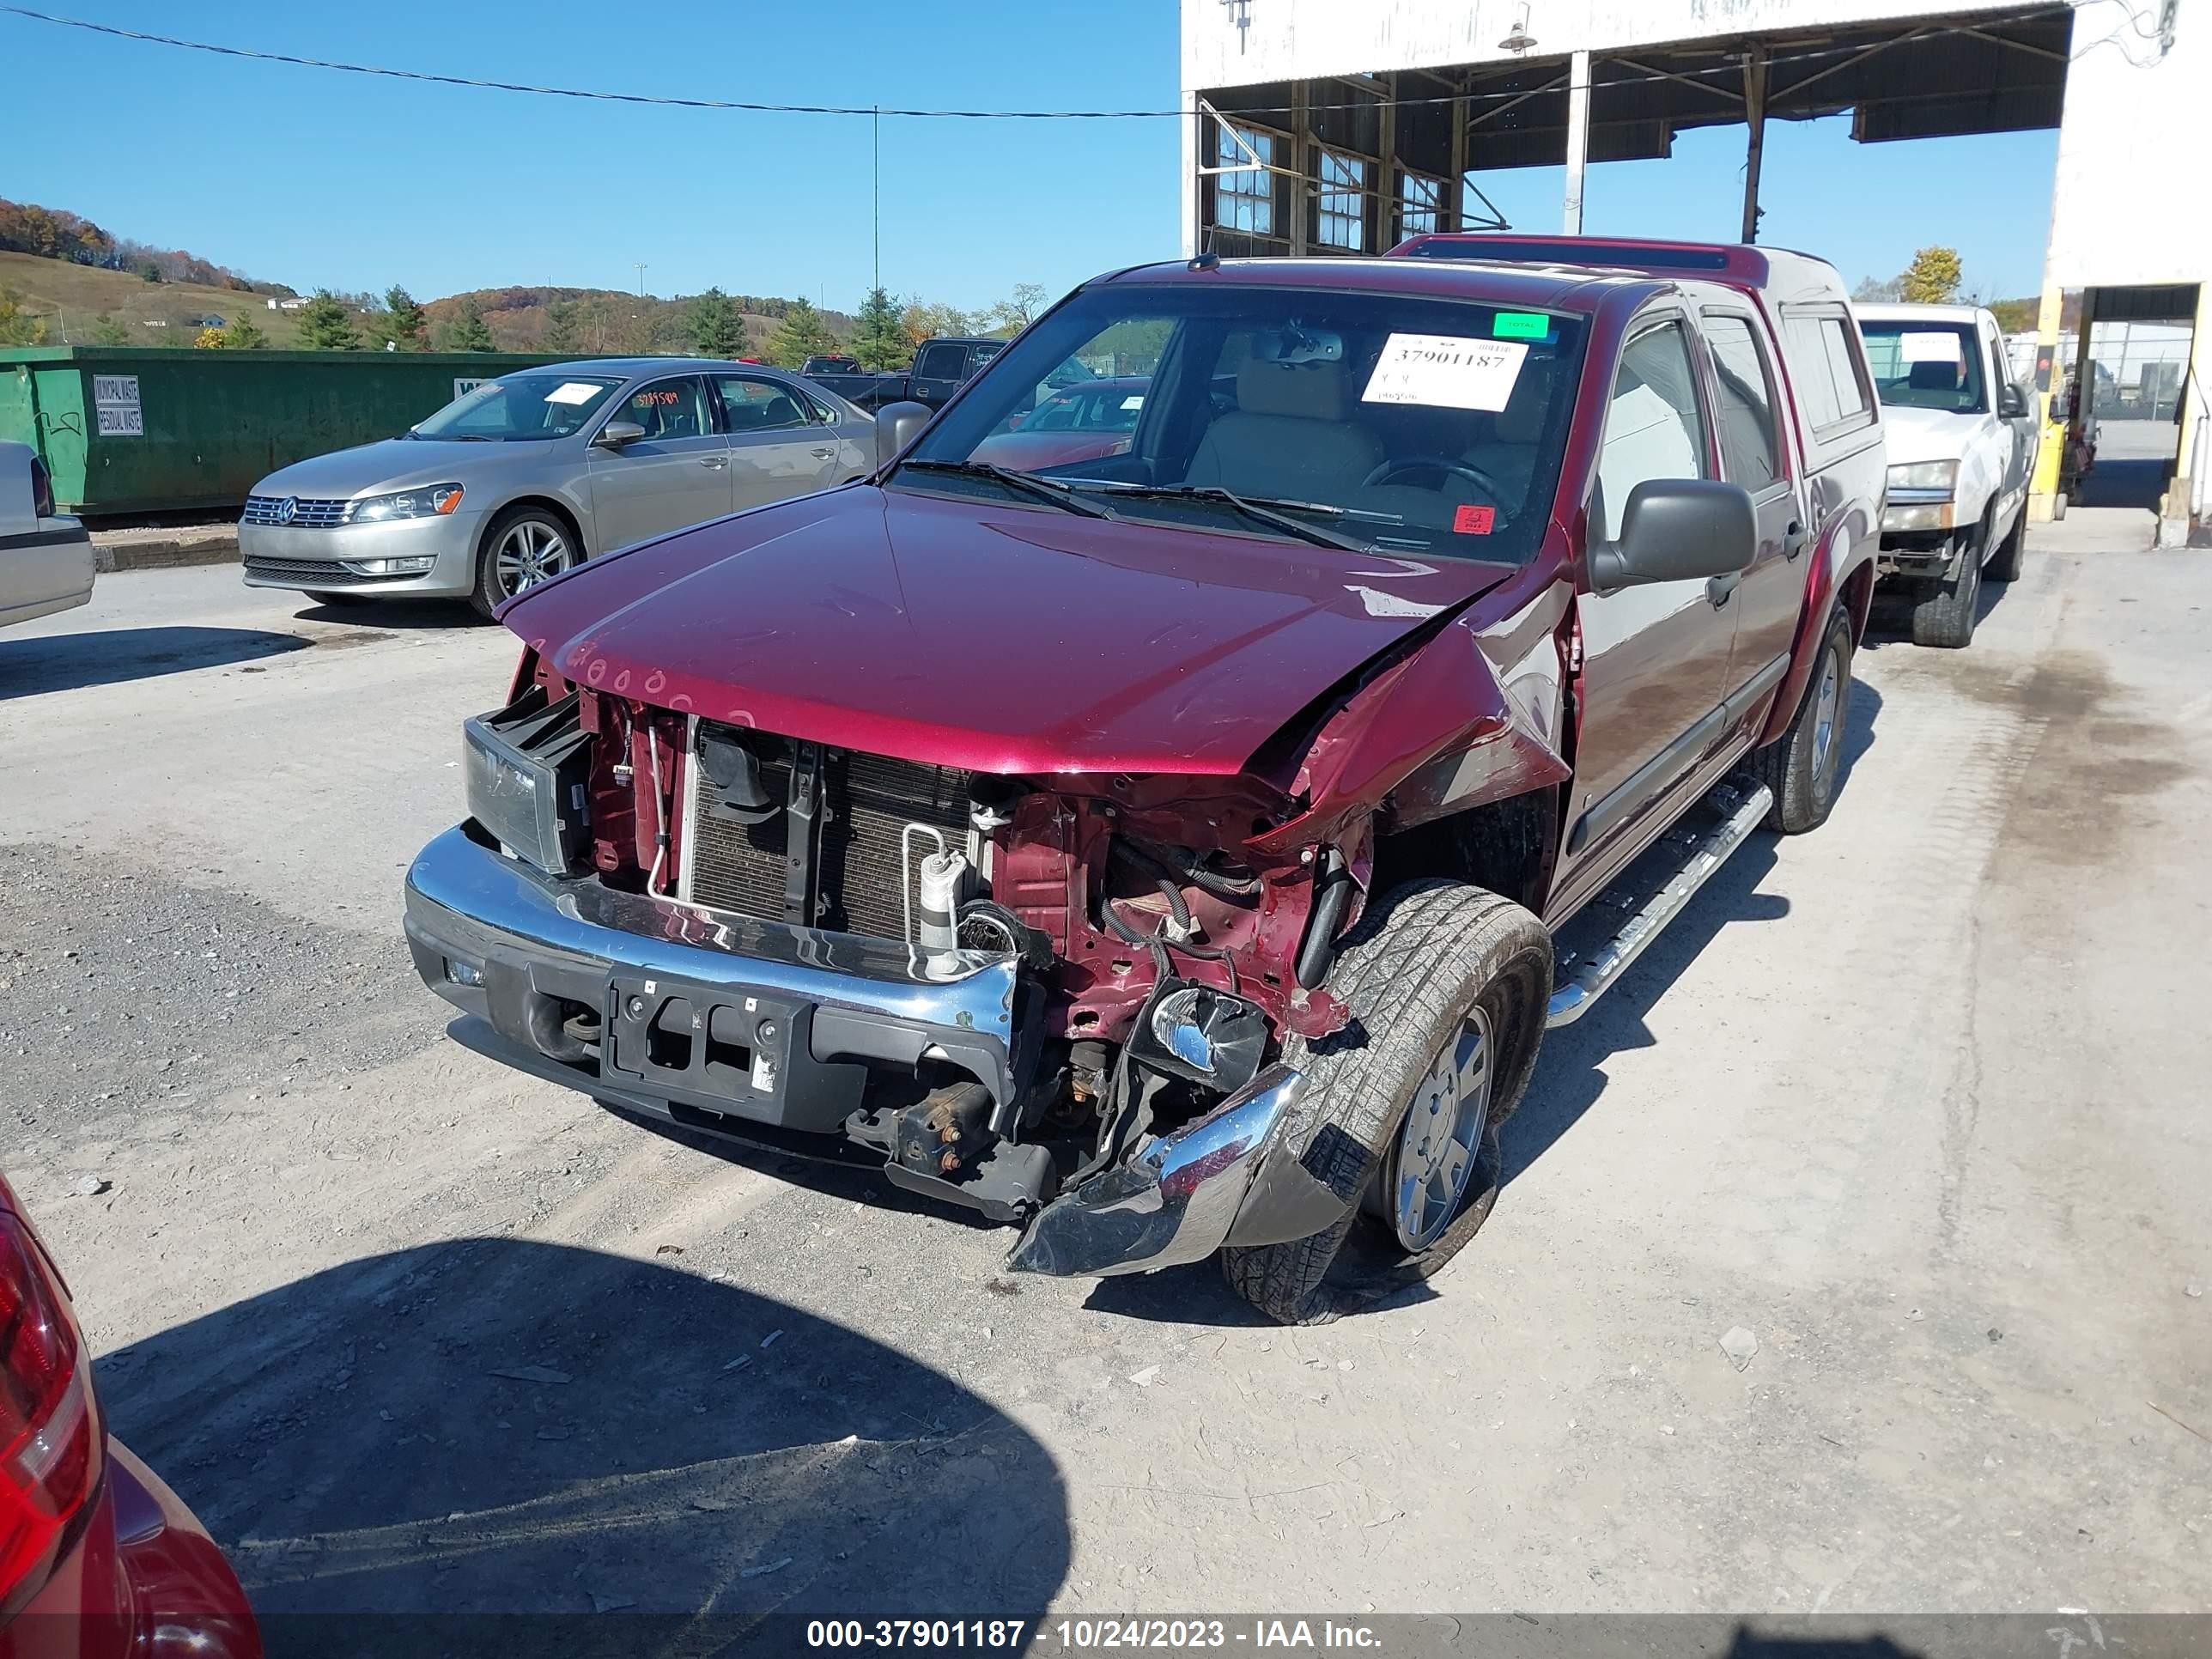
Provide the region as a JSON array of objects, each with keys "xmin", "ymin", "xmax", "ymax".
[
  {"xmin": 1859, "ymin": 322, "xmax": 1986, "ymax": 415},
  {"xmin": 896, "ymin": 282, "xmax": 1586, "ymax": 562},
  {"xmin": 412, "ymin": 374, "xmax": 623, "ymax": 441}
]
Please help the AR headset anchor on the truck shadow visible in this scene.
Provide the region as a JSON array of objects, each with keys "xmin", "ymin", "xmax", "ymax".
[
  {"xmin": 94, "ymin": 1238, "xmax": 1069, "ymax": 1650},
  {"xmin": 0, "ymin": 624, "xmax": 309, "ymax": 699}
]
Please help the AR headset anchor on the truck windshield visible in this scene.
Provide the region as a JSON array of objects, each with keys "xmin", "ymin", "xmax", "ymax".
[
  {"xmin": 896, "ymin": 283, "xmax": 1587, "ymax": 562},
  {"xmin": 412, "ymin": 374, "xmax": 623, "ymax": 441},
  {"xmin": 1859, "ymin": 321, "xmax": 1986, "ymax": 415}
]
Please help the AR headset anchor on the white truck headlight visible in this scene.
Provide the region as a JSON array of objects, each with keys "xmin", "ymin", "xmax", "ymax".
[{"xmin": 1887, "ymin": 460, "xmax": 1959, "ymax": 496}]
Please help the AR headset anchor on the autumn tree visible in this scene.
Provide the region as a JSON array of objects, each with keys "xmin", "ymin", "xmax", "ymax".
[
  {"xmin": 384, "ymin": 285, "xmax": 430, "ymax": 350},
  {"xmin": 901, "ymin": 298, "xmax": 975, "ymax": 346},
  {"xmin": 764, "ymin": 297, "xmax": 836, "ymax": 368},
  {"xmin": 193, "ymin": 325, "xmax": 225, "ymax": 349},
  {"xmin": 442, "ymin": 295, "xmax": 496, "ymax": 351},
  {"xmin": 687, "ymin": 287, "xmax": 749, "ymax": 358},
  {"xmin": 1899, "ymin": 246, "xmax": 1964, "ymax": 305},
  {"xmin": 297, "ymin": 289, "xmax": 361, "ymax": 349},
  {"xmin": 851, "ymin": 286, "xmax": 910, "ymax": 370}
]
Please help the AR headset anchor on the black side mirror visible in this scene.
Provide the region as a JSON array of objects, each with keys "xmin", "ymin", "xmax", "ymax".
[
  {"xmin": 592, "ymin": 419, "xmax": 646, "ymax": 449},
  {"xmin": 1589, "ymin": 478, "xmax": 1758, "ymax": 592},
  {"xmin": 875, "ymin": 400, "xmax": 933, "ymax": 460},
  {"xmin": 1998, "ymin": 383, "xmax": 2028, "ymax": 420}
]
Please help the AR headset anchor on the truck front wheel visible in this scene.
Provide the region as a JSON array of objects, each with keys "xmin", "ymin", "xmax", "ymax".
[
  {"xmin": 1909, "ymin": 519, "xmax": 1986, "ymax": 648},
  {"xmin": 1750, "ymin": 607, "xmax": 1855, "ymax": 835},
  {"xmin": 1219, "ymin": 881, "xmax": 1551, "ymax": 1325}
]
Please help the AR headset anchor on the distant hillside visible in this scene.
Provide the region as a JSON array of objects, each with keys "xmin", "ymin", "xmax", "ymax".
[
  {"xmin": 422, "ymin": 287, "xmax": 855, "ymax": 356},
  {"xmin": 0, "ymin": 249, "xmax": 305, "ymax": 345},
  {"xmin": 0, "ymin": 198, "xmax": 292, "ymax": 297}
]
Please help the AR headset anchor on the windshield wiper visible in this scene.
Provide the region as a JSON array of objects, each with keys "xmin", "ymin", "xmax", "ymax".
[
  {"xmin": 1079, "ymin": 483, "xmax": 1375, "ymax": 552},
  {"xmin": 897, "ymin": 459, "xmax": 1117, "ymax": 520}
]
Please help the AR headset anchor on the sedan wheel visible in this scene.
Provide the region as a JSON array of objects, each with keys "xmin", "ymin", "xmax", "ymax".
[
  {"xmin": 493, "ymin": 520, "xmax": 574, "ymax": 598},
  {"xmin": 472, "ymin": 509, "xmax": 578, "ymax": 619}
]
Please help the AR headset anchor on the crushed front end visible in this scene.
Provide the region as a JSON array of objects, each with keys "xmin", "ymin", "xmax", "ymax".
[{"xmin": 404, "ymin": 653, "xmax": 1363, "ymax": 1267}]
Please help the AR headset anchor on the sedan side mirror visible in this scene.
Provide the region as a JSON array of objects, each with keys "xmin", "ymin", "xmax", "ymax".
[
  {"xmin": 1998, "ymin": 383, "xmax": 2028, "ymax": 420},
  {"xmin": 1589, "ymin": 478, "xmax": 1757, "ymax": 592},
  {"xmin": 875, "ymin": 400, "xmax": 933, "ymax": 460},
  {"xmin": 592, "ymin": 419, "xmax": 647, "ymax": 449}
]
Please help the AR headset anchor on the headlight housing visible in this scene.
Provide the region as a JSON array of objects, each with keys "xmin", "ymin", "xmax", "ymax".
[
  {"xmin": 1886, "ymin": 460, "xmax": 1959, "ymax": 497},
  {"xmin": 349, "ymin": 483, "xmax": 464, "ymax": 524}
]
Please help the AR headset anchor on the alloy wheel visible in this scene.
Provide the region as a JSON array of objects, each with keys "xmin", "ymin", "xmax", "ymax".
[{"xmin": 493, "ymin": 519, "xmax": 574, "ymax": 599}]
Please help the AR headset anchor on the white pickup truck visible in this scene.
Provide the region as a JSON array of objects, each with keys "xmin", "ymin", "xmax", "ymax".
[{"xmin": 1856, "ymin": 303, "xmax": 2039, "ymax": 648}]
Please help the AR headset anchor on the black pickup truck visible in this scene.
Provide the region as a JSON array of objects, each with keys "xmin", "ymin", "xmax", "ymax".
[{"xmin": 802, "ymin": 337, "xmax": 1010, "ymax": 412}]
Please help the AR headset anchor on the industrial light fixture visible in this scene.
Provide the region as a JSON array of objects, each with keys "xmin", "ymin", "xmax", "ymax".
[{"xmin": 1499, "ymin": 3, "xmax": 1537, "ymax": 54}]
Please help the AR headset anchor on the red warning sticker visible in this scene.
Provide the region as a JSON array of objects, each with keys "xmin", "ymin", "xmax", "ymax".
[{"xmin": 1453, "ymin": 504, "xmax": 1496, "ymax": 535}]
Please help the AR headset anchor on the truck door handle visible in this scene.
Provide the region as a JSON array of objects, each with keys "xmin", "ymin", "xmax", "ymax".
[
  {"xmin": 698, "ymin": 456, "xmax": 728, "ymax": 470},
  {"xmin": 1783, "ymin": 520, "xmax": 1809, "ymax": 559},
  {"xmin": 810, "ymin": 447, "xmax": 836, "ymax": 459},
  {"xmin": 1707, "ymin": 572, "xmax": 1741, "ymax": 607}
]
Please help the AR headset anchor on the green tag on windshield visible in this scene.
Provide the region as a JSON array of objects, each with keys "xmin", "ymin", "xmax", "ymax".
[{"xmin": 1493, "ymin": 311, "xmax": 1550, "ymax": 340}]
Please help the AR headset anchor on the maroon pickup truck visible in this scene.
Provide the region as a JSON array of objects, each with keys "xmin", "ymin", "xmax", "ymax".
[{"xmin": 405, "ymin": 238, "xmax": 1881, "ymax": 1323}]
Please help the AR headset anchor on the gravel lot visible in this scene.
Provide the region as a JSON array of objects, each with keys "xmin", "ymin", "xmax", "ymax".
[{"xmin": 1, "ymin": 537, "xmax": 2207, "ymax": 1631}]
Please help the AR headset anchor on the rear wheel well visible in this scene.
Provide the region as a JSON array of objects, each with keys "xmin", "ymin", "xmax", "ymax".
[{"xmin": 1373, "ymin": 791, "xmax": 1558, "ymax": 915}]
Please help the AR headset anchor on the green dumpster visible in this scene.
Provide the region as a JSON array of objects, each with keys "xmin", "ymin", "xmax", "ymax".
[{"xmin": 0, "ymin": 346, "xmax": 574, "ymax": 519}]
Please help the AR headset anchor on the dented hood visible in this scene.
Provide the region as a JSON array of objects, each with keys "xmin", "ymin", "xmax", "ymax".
[{"xmin": 503, "ymin": 486, "xmax": 1514, "ymax": 776}]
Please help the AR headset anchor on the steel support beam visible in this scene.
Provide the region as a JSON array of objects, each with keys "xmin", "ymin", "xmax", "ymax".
[
  {"xmin": 1563, "ymin": 50, "xmax": 1591, "ymax": 235},
  {"xmin": 1741, "ymin": 46, "xmax": 1769, "ymax": 244}
]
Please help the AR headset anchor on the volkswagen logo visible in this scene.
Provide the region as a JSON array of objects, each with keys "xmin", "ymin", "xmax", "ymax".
[{"xmin": 276, "ymin": 496, "xmax": 298, "ymax": 525}]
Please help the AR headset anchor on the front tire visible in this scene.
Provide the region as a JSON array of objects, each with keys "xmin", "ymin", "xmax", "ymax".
[
  {"xmin": 1219, "ymin": 881, "xmax": 1551, "ymax": 1325},
  {"xmin": 472, "ymin": 507, "xmax": 580, "ymax": 620},
  {"xmin": 1750, "ymin": 606, "xmax": 1854, "ymax": 835},
  {"xmin": 1909, "ymin": 522, "xmax": 1984, "ymax": 649}
]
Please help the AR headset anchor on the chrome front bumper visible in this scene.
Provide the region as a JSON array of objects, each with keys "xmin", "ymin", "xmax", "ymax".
[
  {"xmin": 240, "ymin": 510, "xmax": 483, "ymax": 597},
  {"xmin": 404, "ymin": 823, "xmax": 1022, "ymax": 1122},
  {"xmin": 1007, "ymin": 1065, "xmax": 1322, "ymax": 1278}
]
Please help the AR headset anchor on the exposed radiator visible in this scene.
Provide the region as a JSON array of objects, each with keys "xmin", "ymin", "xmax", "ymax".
[{"xmin": 681, "ymin": 723, "xmax": 971, "ymax": 942}]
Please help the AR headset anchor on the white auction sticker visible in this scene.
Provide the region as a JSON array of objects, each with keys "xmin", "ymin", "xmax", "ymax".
[
  {"xmin": 544, "ymin": 380, "xmax": 605, "ymax": 404},
  {"xmin": 1362, "ymin": 334, "xmax": 1528, "ymax": 412},
  {"xmin": 1899, "ymin": 330, "xmax": 1963, "ymax": 364}
]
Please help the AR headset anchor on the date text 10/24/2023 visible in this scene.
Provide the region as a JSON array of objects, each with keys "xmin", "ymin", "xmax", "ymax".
[{"xmin": 804, "ymin": 1620, "xmax": 1384, "ymax": 1650}]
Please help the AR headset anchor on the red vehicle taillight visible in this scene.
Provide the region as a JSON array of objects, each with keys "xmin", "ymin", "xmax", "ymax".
[{"xmin": 0, "ymin": 1207, "xmax": 102, "ymax": 1621}]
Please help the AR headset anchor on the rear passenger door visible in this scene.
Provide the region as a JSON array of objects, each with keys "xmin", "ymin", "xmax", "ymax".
[
  {"xmin": 713, "ymin": 374, "xmax": 839, "ymax": 506},
  {"xmin": 1565, "ymin": 312, "xmax": 1739, "ymax": 863},
  {"xmin": 1698, "ymin": 307, "xmax": 1805, "ymax": 709}
]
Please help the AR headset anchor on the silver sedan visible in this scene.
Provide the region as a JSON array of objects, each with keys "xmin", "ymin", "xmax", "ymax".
[{"xmin": 239, "ymin": 358, "xmax": 877, "ymax": 617}]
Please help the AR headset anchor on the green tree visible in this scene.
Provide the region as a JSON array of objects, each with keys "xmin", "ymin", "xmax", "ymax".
[
  {"xmin": 139, "ymin": 262, "xmax": 163, "ymax": 283},
  {"xmin": 850, "ymin": 286, "xmax": 910, "ymax": 370},
  {"xmin": 542, "ymin": 300, "xmax": 580, "ymax": 355},
  {"xmin": 686, "ymin": 286, "xmax": 750, "ymax": 358},
  {"xmin": 221, "ymin": 309, "xmax": 268, "ymax": 349},
  {"xmin": 442, "ymin": 295, "xmax": 496, "ymax": 351},
  {"xmin": 297, "ymin": 289, "xmax": 361, "ymax": 349},
  {"xmin": 1899, "ymin": 246, "xmax": 1964, "ymax": 305},
  {"xmin": 88, "ymin": 313, "xmax": 133, "ymax": 346},
  {"xmin": 384, "ymin": 284, "xmax": 429, "ymax": 350},
  {"xmin": 764, "ymin": 296, "xmax": 836, "ymax": 368},
  {"xmin": 981, "ymin": 281, "xmax": 1048, "ymax": 337}
]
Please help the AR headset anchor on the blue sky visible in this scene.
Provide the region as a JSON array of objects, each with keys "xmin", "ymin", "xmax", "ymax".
[{"xmin": 4, "ymin": 0, "xmax": 2057, "ymax": 310}]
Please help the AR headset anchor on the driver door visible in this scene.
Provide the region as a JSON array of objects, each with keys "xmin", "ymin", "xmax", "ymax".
[
  {"xmin": 1561, "ymin": 312, "xmax": 1738, "ymax": 870},
  {"xmin": 586, "ymin": 375, "xmax": 732, "ymax": 550}
]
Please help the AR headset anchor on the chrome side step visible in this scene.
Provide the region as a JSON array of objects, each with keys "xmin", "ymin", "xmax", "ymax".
[{"xmin": 1546, "ymin": 783, "xmax": 1774, "ymax": 1030}]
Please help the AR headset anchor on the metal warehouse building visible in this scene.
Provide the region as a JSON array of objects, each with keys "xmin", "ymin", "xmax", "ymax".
[{"xmin": 1179, "ymin": 0, "xmax": 2209, "ymax": 535}]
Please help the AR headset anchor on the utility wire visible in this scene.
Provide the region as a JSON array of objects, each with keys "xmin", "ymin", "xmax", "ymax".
[{"xmin": 0, "ymin": 3, "xmax": 2084, "ymax": 120}]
